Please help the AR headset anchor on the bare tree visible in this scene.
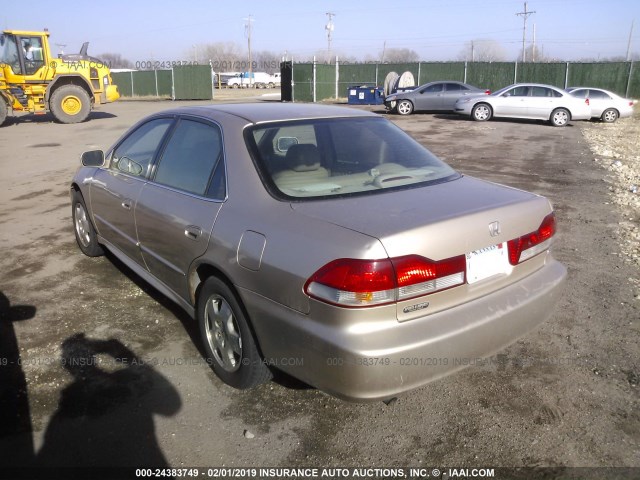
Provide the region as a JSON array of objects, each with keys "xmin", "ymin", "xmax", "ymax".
[
  {"xmin": 519, "ymin": 44, "xmax": 553, "ymax": 62},
  {"xmin": 97, "ymin": 53, "xmax": 133, "ymax": 69},
  {"xmin": 382, "ymin": 48, "xmax": 420, "ymax": 63},
  {"xmin": 457, "ymin": 39, "xmax": 506, "ymax": 62},
  {"xmin": 252, "ymin": 50, "xmax": 281, "ymax": 73},
  {"xmin": 193, "ymin": 42, "xmax": 243, "ymax": 71}
]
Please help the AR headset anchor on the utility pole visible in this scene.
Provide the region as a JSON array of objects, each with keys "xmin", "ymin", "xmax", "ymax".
[
  {"xmin": 381, "ymin": 40, "xmax": 386, "ymax": 63},
  {"xmin": 627, "ymin": 20, "xmax": 635, "ymax": 61},
  {"xmin": 244, "ymin": 15, "xmax": 254, "ymax": 86},
  {"xmin": 471, "ymin": 40, "xmax": 475, "ymax": 62},
  {"xmin": 325, "ymin": 12, "xmax": 335, "ymax": 63},
  {"xmin": 516, "ymin": 2, "xmax": 536, "ymax": 63},
  {"xmin": 532, "ymin": 23, "xmax": 536, "ymax": 62}
]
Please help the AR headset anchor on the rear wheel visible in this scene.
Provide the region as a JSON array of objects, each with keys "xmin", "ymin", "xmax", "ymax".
[
  {"xmin": 550, "ymin": 108, "xmax": 570, "ymax": 127},
  {"xmin": 397, "ymin": 99, "xmax": 414, "ymax": 115},
  {"xmin": 601, "ymin": 108, "xmax": 619, "ymax": 123},
  {"xmin": 472, "ymin": 103, "xmax": 492, "ymax": 121},
  {"xmin": 50, "ymin": 85, "xmax": 91, "ymax": 124},
  {"xmin": 198, "ymin": 277, "xmax": 272, "ymax": 389}
]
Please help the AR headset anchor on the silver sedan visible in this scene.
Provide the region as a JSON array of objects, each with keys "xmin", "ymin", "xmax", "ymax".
[
  {"xmin": 566, "ymin": 87, "xmax": 636, "ymax": 123},
  {"xmin": 455, "ymin": 83, "xmax": 591, "ymax": 126},
  {"xmin": 71, "ymin": 103, "xmax": 566, "ymax": 401}
]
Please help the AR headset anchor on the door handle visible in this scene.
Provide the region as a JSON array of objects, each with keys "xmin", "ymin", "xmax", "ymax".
[
  {"xmin": 121, "ymin": 200, "xmax": 132, "ymax": 210},
  {"xmin": 185, "ymin": 226, "xmax": 202, "ymax": 240}
]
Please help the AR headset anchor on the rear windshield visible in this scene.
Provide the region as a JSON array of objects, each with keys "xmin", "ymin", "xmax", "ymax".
[{"xmin": 246, "ymin": 117, "xmax": 458, "ymax": 199}]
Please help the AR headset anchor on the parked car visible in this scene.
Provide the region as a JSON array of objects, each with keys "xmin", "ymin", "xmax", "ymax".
[
  {"xmin": 71, "ymin": 103, "xmax": 566, "ymax": 401},
  {"xmin": 385, "ymin": 81, "xmax": 489, "ymax": 115},
  {"xmin": 454, "ymin": 83, "xmax": 591, "ymax": 127},
  {"xmin": 566, "ymin": 87, "xmax": 636, "ymax": 123}
]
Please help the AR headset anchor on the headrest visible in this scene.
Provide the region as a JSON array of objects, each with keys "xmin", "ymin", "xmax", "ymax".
[{"xmin": 285, "ymin": 144, "xmax": 321, "ymax": 172}]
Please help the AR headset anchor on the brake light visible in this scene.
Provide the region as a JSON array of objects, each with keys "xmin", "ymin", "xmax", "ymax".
[
  {"xmin": 585, "ymin": 98, "xmax": 590, "ymax": 106},
  {"xmin": 485, "ymin": 90, "xmax": 491, "ymax": 95},
  {"xmin": 305, "ymin": 255, "xmax": 466, "ymax": 308},
  {"xmin": 507, "ymin": 213, "xmax": 556, "ymax": 265}
]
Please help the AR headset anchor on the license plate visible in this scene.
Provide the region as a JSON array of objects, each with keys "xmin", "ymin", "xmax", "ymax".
[{"xmin": 466, "ymin": 242, "xmax": 509, "ymax": 284}]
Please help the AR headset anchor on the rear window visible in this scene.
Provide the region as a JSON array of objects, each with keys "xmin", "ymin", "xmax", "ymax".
[{"xmin": 246, "ymin": 117, "xmax": 458, "ymax": 199}]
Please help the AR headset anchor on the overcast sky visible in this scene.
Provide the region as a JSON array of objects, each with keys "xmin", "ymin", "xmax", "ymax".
[{"xmin": 4, "ymin": 0, "xmax": 639, "ymax": 62}]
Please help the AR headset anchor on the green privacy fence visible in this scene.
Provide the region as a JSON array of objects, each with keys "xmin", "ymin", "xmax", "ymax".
[
  {"xmin": 291, "ymin": 61, "xmax": 640, "ymax": 102},
  {"xmin": 111, "ymin": 65, "xmax": 213, "ymax": 100},
  {"xmin": 111, "ymin": 61, "xmax": 639, "ymax": 102}
]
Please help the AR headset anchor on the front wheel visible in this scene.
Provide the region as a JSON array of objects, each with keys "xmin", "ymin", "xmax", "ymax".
[
  {"xmin": 198, "ymin": 277, "xmax": 272, "ymax": 389},
  {"xmin": 472, "ymin": 103, "xmax": 492, "ymax": 121},
  {"xmin": 72, "ymin": 190, "xmax": 103, "ymax": 257},
  {"xmin": 550, "ymin": 108, "xmax": 570, "ymax": 127},
  {"xmin": 601, "ymin": 108, "xmax": 619, "ymax": 123},
  {"xmin": 50, "ymin": 85, "xmax": 91, "ymax": 124},
  {"xmin": 396, "ymin": 99, "xmax": 414, "ymax": 115}
]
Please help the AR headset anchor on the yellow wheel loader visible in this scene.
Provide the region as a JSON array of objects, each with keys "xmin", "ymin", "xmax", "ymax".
[{"xmin": 0, "ymin": 29, "xmax": 119, "ymax": 126}]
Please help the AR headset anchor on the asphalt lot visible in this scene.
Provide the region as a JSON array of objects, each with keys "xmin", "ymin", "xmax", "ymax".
[{"xmin": 0, "ymin": 96, "xmax": 638, "ymax": 475}]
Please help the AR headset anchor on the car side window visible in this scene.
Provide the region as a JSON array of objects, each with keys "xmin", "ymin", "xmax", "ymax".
[
  {"xmin": 445, "ymin": 83, "xmax": 464, "ymax": 91},
  {"xmin": 423, "ymin": 84, "xmax": 444, "ymax": 93},
  {"xmin": 153, "ymin": 119, "xmax": 223, "ymax": 197},
  {"xmin": 571, "ymin": 89, "xmax": 588, "ymax": 99},
  {"xmin": 509, "ymin": 86, "xmax": 529, "ymax": 97},
  {"xmin": 531, "ymin": 87, "xmax": 552, "ymax": 97},
  {"xmin": 112, "ymin": 118, "xmax": 173, "ymax": 177},
  {"xmin": 589, "ymin": 90, "xmax": 610, "ymax": 100}
]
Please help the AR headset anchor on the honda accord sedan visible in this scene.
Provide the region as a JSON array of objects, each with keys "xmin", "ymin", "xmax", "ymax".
[
  {"xmin": 71, "ymin": 103, "xmax": 567, "ymax": 401},
  {"xmin": 455, "ymin": 83, "xmax": 591, "ymax": 126}
]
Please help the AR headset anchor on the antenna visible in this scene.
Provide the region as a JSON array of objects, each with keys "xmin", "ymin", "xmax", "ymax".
[
  {"xmin": 55, "ymin": 43, "xmax": 67, "ymax": 55},
  {"xmin": 325, "ymin": 12, "xmax": 335, "ymax": 62},
  {"xmin": 516, "ymin": 2, "xmax": 536, "ymax": 62}
]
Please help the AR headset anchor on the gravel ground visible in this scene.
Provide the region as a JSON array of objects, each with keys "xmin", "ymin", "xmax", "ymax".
[{"xmin": 581, "ymin": 111, "xmax": 640, "ymax": 297}]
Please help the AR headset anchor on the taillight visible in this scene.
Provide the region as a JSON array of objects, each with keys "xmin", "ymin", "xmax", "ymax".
[
  {"xmin": 485, "ymin": 90, "xmax": 491, "ymax": 95},
  {"xmin": 392, "ymin": 255, "xmax": 466, "ymax": 300},
  {"xmin": 585, "ymin": 98, "xmax": 590, "ymax": 106},
  {"xmin": 305, "ymin": 255, "xmax": 466, "ymax": 308},
  {"xmin": 507, "ymin": 213, "xmax": 556, "ymax": 265}
]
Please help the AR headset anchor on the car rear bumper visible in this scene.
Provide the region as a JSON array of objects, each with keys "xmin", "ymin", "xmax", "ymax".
[{"xmin": 240, "ymin": 257, "xmax": 567, "ymax": 402}]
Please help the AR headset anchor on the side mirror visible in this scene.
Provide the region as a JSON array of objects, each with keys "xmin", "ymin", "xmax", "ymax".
[{"xmin": 81, "ymin": 150, "xmax": 105, "ymax": 167}]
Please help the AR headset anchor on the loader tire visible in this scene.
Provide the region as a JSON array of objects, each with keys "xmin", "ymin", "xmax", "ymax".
[
  {"xmin": 0, "ymin": 97, "xmax": 8, "ymax": 127},
  {"xmin": 50, "ymin": 85, "xmax": 91, "ymax": 124}
]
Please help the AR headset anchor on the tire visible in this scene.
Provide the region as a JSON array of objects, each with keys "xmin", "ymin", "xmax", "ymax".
[
  {"xmin": 50, "ymin": 85, "xmax": 91, "ymax": 124},
  {"xmin": 198, "ymin": 277, "xmax": 272, "ymax": 389},
  {"xmin": 550, "ymin": 108, "xmax": 570, "ymax": 127},
  {"xmin": 71, "ymin": 190, "xmax": 104, "ymax": 257},
  {"xmin": 397, "ymin": 99, "xmax": 414, "ymax": 115},
  {"xmin": 232, "ymin": 83, "xmax": 239, "ymax": 89},
  {"xmin": 601, "ymin": 108, "xmax": 619, "ymax": 123},
  {"xmin": 0, "ymin": 98, "xmax": 8, "ymax": 127},
  {"xmin": 472, "ymin": 103, "xmax": 492, "ymax": 121}
]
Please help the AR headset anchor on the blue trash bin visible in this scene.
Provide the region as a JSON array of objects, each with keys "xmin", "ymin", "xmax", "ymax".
[{"xmin": 347, "ymin": 85, "xmax": 384, "ymax": 105}]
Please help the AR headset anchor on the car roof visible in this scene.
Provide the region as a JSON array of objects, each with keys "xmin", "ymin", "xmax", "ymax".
[
  {"xmin": 154, "ymin": 103, "xmax": 377, "ymax": 124},
  {"xmin": 508, "ymin": 83, "xmax": 564, "ymax": 89}
]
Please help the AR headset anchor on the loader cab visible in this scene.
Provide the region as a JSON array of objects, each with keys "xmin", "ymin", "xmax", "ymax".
[{"xmin": 0, "ymin": 31, "xmax": 47, "ymax": 77}]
